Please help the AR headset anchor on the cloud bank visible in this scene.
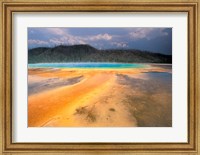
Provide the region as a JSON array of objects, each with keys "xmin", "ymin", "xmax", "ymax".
[{"xmin": 28, "ymin": 27, "xmax": 172, "ymax": 54}]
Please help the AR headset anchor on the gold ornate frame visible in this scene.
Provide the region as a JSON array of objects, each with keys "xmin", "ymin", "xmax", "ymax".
[{"xmin": 0, "ymin": 0, "xmax": 199, "ymax": 154}]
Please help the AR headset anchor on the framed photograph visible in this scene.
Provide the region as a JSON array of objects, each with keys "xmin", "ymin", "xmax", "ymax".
[{"xmin": 0, "ymin": 0, "xmax": 199, "ymax": 154}]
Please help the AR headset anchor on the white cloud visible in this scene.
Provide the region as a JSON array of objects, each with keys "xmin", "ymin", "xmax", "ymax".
[
  {"xmin": 47, "ymin": 33, "xmax": 112, "ymax": 46},
  {"xmin": 49, "ymin": 35, "xmax": 87, "ymax": 45},
  {"xmin": 29, "ymin": 28, "xmax": 114, "ymax": 47},
  {"xmin": 79, "ymin": 40, "xmax": 87, "ymax": 44},
  {"xmin": 28, "ymin": 39, "xmax": 49, "ymax": 45},
  {"xmin": 111, "ymin": 42, "xmax": 128, "ymax": 48},
  {"xmin": 49, "ymin": 38, "xmax": 65, "ymax": 45},
  {"xmin": 129, "ymin": 28, "xmax": 168, "ymax": 40},
  {"xmin": 45, "ymin": 28, "xmax": 68, "ymax": 36},
  {"xmin": 60, "ymin": 36, "xmax": 78, "ymax": 45},
  {"xmin": 89, "ymin": 33, "xmax": 112, "ymax": 41}
]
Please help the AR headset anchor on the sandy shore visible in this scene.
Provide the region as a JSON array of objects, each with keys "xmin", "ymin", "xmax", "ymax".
[{"xmin": 28, "ymin": 65, "xmax": 172, "ymax": 127}]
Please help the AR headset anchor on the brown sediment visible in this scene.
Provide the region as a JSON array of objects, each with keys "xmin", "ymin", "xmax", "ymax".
[{"xmin": 28, "ymin": 65, "xmax": 172, "ymax": 127}]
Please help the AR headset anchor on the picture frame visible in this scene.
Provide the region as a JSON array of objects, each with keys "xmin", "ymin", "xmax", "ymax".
[{"xmin": 0, "ymin": 0, "xmax": 199, "ymax": 154}]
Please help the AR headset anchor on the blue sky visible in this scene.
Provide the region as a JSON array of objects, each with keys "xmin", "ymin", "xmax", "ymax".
[{"xmin": 28, "ymin": 28, "xmax": 172, "ymax": 55}]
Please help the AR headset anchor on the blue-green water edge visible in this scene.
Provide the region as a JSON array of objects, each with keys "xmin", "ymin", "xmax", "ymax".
[{"xmin": 28, "ymin": 63, "xmax": 148, "ymax": 69}]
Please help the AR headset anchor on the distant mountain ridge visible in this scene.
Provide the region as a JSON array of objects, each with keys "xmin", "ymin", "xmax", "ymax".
[{"xmin": 28, "ymin": 44, "xmax": 172, "ymax": 63}]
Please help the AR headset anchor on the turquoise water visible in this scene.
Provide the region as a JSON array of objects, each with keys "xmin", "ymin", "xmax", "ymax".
[{"xmin": 28, "ymin": 63, "xmax": 147, "ymax": 69}]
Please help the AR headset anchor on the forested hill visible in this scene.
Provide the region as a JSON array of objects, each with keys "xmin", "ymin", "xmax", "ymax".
[{"xmin": 28, "ymin": 45, "xmax": 172, "ymax": 63}]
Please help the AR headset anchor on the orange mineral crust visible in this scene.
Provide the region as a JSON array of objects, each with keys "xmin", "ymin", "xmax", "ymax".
[{"xmin": 28, "ymin": 65, "xmax": 172, "ymax": 127}]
